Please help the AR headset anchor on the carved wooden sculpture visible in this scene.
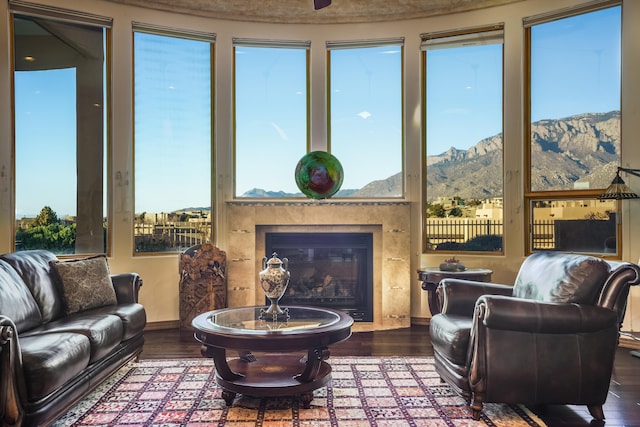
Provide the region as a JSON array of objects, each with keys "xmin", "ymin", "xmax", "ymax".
[{"xmin": 179, "ymin": 244, "xmax": 227, "ymax": 333}]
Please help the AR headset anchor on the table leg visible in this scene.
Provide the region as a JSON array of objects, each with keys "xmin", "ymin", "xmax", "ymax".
[
  {"xmin": 295, "ymin": 347, "xmax": 330, "ymax": 383},
  {"xmin": 421, "ymin": 281, "xmax": 441, "ymax": 315},
  {"xmin": 300, "ymin": 392, "xmax": 314, "ymax": 409},
  {"xmin": 221, "ymin": 390, "xmax": 237, "ymax": 406},
  {"xmin": 200, "ymin": 345, "xmax": 244, "ymax": 381}
]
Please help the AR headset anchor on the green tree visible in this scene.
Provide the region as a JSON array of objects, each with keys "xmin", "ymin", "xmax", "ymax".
[
  {"xmin": 449, "ymin": 207, "xmax": 463, "ymax": 217},
  {"xmin": 427, "ymin": 203, "xmax": 446, "ymax": 218},
  {"xmin": 32, "ymin": 206, "xmax": 58, "ymax": 227},
  {"xmin": 15, "ymin": 206, "xmax": 76, "ymax": 253}
]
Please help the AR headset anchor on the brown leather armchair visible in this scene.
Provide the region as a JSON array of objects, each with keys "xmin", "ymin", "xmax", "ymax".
[{"xmin": 429, "ymin": 251, "xmax": 640, "ymax": 421}]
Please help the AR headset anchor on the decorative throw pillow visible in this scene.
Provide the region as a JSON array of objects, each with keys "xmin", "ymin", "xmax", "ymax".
[{"xmin": 51, "ymin": 255, "xmax": 117, "ymax": 315}]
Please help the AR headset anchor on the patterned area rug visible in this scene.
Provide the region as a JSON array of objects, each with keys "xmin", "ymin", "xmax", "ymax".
[{"xmin": 52, "ymin": 356, "xmax": 546, "ymax": 426}]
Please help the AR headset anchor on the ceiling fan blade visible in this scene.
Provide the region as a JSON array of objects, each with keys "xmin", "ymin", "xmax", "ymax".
[{"xmin": 314, "ymin": 0, "xmax": 332, "ymax": 10}]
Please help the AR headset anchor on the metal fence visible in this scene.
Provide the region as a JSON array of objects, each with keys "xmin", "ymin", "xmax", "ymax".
[
  {"xmin": 134, "ymin": 221, "xmax": 211, "ymax": 252},
  {"xmin": 425, "ymin": 218, "xmax": 503, "ymax": 246},
  {"xmin": 425, "ymin": 218, "xmax": 556, "ymax": 249}
]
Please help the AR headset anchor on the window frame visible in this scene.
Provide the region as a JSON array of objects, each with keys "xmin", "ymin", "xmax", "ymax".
[
  {"xmin": 10, "ymin": 2, "xmax": 112, "ymax": 256},
  {"xmin": 523, "ymin": 0, "xmax": 622, "ymax": 257},
  {"xmin": 132, "ymin": 23, "xmax": 216, "ymax": 255},
  {"xmin": 326, "ymin": 38, "xmax": 405, "ymax": 199},
  {"xmin": 421, "ymin": 25, "xmax": 505, "ymax": 254},
  {"xmin": 232, "ymin": 38, "xmax": 311, "ymax": 199}
]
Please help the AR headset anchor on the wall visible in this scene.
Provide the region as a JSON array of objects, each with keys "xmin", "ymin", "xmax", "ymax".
[{"xmin": 1, "ymin": 0, "xmax": 639, "ymax": 330}]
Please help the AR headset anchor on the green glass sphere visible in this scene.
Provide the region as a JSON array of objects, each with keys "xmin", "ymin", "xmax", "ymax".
[{"xmin": 295, "ymin": 151, "xmax": 344, "ymax": 199}]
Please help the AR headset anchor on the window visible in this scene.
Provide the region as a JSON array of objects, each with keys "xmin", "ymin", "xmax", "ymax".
[
  {"xmin": 12, "ymin": 6, "xmax": 111, "ymax": 255},
  {"xmin": 234, "ymin": 40, "xmax": 309, "ymax": 198},
  {"xmin": 422, "ymin": 27, "xmax": 504, "ymax": 253},
  {"xmin": 328, "ymin": 40, "xmax": 404, "ymax": 198},
  {"xmin": 525, "ymin": 3, "xmax": 621, "ymax": 255},
  {"xmin": 133, "ymin": 26, "xmax": 214, "ymax": 253}
]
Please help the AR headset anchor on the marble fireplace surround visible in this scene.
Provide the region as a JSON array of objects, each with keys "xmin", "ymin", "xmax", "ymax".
[{"xmin": 225, "ymin": 201, "xmax": 411, "ymax": 332}]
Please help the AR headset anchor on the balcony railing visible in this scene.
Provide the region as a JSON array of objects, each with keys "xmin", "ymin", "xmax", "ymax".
[
  {"xmin": 134, "ymin": 221, "xmax": 211, "ymax": 252},
  {"xmin": 425, "ymin": 218, "xmax": 504, "ymax": 250},
  {"xmin": 426, "ymin": 217, "xmax": 615, "ymax": 253}
]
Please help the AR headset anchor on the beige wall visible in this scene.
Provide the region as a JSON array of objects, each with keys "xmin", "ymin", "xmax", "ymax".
[{"xmin": 1, "ymin": 0, "xmax": 639, "ymax": 329}]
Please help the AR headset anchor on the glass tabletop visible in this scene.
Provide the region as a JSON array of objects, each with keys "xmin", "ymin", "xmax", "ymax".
[{"xmin": 203, "ymin": 306, "xmax": 344, "ymax": 334}]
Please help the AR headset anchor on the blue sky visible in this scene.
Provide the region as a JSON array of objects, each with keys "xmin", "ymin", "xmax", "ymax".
[
  {"xmin": 13, "ymin": 5, "xmax": 621, "ymax": 217},
  {"xmin": 427, "ymin": 6, "xmax": 620, "ymax": 156}
]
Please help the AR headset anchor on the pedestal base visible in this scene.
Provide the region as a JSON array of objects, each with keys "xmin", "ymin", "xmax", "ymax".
[{"xmin": 215, "ymin": 354, "xmax": 332, "ymax": 408}]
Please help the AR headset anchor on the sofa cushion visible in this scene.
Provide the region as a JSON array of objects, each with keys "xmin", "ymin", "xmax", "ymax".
[
  {"xmin": 51, "ymin": 256, "xmax": 117, "ymax": 315},
  {"xmin": 89, "ymin": 303, "xmax": 147, "ymax": 340},
  {"xmin": 0, "ymin": 260, "xmax": 42, "ymax": 333},
  {"xmin": 513, "ymin": 251, "xmax": 611, "ymax": 304},
  {"xmin": 23, "ymin": 314, "xmax": 123, "ymax": 363},
  {"xmin": 0, "ymin": 250, "xmax": 63, "ymax": 323},
  {"xmin": 19, "ymin": 332, "xmax": 91, "ymax": 401}
]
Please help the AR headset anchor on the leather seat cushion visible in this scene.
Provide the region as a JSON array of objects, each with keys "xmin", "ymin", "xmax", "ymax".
[
  {"xmin": 23, "ymin": 314, "xmax": 123, "ymax": 362},
  {"xmin": 0, "ymin": 250, "xmax": 64, "ymax": 323},
  {"xmin": 0, "ymin": 260, "xmax": 42, "ymax": 333},
  {"xmin": 20, "ymin": 332, "xmax": 91, "ymax": 401},
  {"xmin": 429, "ymin": 314, "xmax": 472, "ymax": 365},
  {"xmin": 87, "ymin": 303, "xmax": 146, "ymax": 340}
]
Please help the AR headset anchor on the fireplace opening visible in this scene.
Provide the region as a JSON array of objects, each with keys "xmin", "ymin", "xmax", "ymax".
[{"xmin": 265, "ymin": 232, "xmax": 373, "ymax": 322}]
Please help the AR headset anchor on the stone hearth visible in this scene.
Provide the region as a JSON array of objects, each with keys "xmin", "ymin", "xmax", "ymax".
[{"xmin": 225, "ymin": 201, "xmax": 411, "ymax": 332}]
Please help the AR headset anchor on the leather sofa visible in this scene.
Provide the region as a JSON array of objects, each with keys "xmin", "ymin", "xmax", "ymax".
[
  {"xmin": 429, "ymin": 251, "xmax": 640, "ymax": 421},
  {"xmin": 0, "ymin": 250, "xmax": 146, "ymax": 426}
]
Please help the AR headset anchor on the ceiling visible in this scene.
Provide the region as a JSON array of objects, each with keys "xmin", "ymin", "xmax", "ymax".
[{"xmin": 105, "ymin": 0, "xmax": 526, "ymax": 24}]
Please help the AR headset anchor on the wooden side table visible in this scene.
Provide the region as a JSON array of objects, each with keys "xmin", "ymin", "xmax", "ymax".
[{"xmin": 417, "ymin": 267, "xmax": 493, "ymax": 315}]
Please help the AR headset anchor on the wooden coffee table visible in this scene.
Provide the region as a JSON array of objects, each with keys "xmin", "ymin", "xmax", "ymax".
[{"xmin": 192, "ymin": 305, "xmax": 353, "ymax": 407}]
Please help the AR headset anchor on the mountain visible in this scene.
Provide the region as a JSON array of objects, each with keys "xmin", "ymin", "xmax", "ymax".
[
  {"xmin": 528, "ymin": 111, "xmax": 619, "ymax": 192},
  {"xmin": 425, "ymin": 110, "xmax": 620, "ymax": 201},
  {"xmin": 240, "ymin": 188, "xmax": 358, "ymax": 198},
  {"xmin": 239, "ymin": 189, "xmax": 299, "ymax": 198},
  {"xmin": 241, "ymin": 111, "xmax": 621, "ymax": 200}
]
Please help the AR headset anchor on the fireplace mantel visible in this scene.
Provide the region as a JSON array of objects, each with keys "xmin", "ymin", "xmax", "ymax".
[{"xmin": 225, "ymin": 202, "xmax": 411, "ymax": 331}]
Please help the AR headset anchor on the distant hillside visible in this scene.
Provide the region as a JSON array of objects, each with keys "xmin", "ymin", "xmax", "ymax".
[
  {"xmin": 240, "ymin": 111, "xmax": 621, "ymax": 200},
  {"xmin": 427, "ymin": 110, "xmax": 620, "ymax": 201},
  {"xmin": 240, "ymin": 188, "xmax": 358, "ymax": 198}
]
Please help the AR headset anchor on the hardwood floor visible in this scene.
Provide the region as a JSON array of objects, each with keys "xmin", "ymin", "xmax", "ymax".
[{"xmin": 141, "ymin": 326, "xmax": 640, "ymax": 427}]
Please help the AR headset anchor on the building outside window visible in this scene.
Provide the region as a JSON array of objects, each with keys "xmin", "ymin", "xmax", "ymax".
[
  {"xmin": 133, "ymin": 26, "xmax": 214, "ymax": 253},
  {"xmin": 234, "ymin": 40, "xmax": 309, "ymax": 198},
  {"xmin": 328, "ymin": 40, "xmax": 404, "ymax": 198},
  {"xmin": 422, "ymin": 26, "xmax": 504, "ymax": 253},
  {"xmin": 12, "ymin": 5, "xmax": 110, "ymax": 255},
  {"xmin": 525, "ymin": 3, "xmax": 621, "ymax": 255}
]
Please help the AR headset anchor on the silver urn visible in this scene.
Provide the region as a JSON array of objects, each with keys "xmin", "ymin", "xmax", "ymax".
[{"xmin": 259, "ymin": 252, "xmax": 291, "ymax": 317}]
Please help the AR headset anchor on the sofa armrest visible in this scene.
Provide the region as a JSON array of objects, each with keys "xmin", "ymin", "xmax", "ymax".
[
  {"xmin": 0, "ymin": 315, "xmax": 26, "ymax": 426},
  {"xmin": 439, "ymin": 279, "xmax": 513, "ymax": 316},
  {"xmin": 475, "ymin": 295, "xmax": 618, "ymax": 333},
  {"xmin": 110, "ymin": 273, "xmax": 143, "ymax": 304}
]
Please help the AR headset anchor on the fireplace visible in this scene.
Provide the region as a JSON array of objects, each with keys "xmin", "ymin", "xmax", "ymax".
[{"xmin": 265, "ymin": 232, "xmax": 373, "ymax": 322}]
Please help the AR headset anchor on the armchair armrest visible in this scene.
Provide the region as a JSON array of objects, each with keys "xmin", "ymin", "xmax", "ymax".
[
  {"xmin": 475, "ymin": 295, "xmax": 618, "ymax": 333},
  {"xmin": 439, "ymin": 279, "xmax": 513, "ymax": 316},
  {"xmin": 111, "ymin": 273, "xmax": 143, "ymax": 304},
  {"xmin": 1, "ymin": 315, "xmax": 25, "ymax": 426}
]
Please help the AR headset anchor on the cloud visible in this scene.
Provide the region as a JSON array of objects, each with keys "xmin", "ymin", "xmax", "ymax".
[
  {"xmin": 271, "ymin": 122, "xmax": 288, "ymax": 141},
  {"xmin": 357, "ymin": 111, "xmax": 372, "ymax": 119}
]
